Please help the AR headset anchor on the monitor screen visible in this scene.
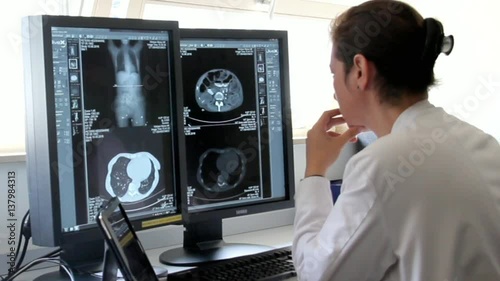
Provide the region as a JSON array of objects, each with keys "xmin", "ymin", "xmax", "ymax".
[
  {"xmin": 56, "ymin": 25, "xmax": 178, "ymax": 233},
  {"xmin": 159, "ymin": 29, "xmax": 295, "ymax": 266},
  {"xmin": 181, "ymin": 36, "xmax": 288, "ymax": 212},
  {"xmin": 22, "ymin": 15, "xmax": 186, "ymax": 273}
]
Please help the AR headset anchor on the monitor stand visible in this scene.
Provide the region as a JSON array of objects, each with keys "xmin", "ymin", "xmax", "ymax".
[{"xmin": 159, "ymin": 219, "xmax": 273, "ymax": 266}]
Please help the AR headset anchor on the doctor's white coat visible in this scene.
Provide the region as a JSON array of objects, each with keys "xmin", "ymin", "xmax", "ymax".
[{"xmin": 293, "ymin": 100, "xmax": 500, "ymax": 281}]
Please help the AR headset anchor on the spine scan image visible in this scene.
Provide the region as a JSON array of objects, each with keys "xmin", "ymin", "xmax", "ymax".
[
  {"xmin": 107, "ymin": 40, "xmax": 146, "ymax": 127},
  {"xmin": 105, "ymin": 152, "xmax": 160, "ymax": 202},
  {"xmin": 197, "ymin": 147, "xmax": 246, "ymax": 193},
  {"xmin": 195, "ymin": 69, "xmax": 244, "ymax": 112}
]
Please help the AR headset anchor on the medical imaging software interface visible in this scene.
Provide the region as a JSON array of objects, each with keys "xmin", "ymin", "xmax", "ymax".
[
  {"xmin": 181, "ymin": 38, "xmax": 286, "ymax": 211},
  {"xmin": 51, "ymin": 26, "xmax": 177, "ymax": 233}
]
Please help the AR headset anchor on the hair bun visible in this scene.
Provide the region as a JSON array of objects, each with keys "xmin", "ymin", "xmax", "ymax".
[{"xmin": 421, "ymin": 18, "xmax": 454, "ymax": 65}]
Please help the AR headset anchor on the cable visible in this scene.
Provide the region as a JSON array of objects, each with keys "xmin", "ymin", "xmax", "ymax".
[
  {"xmin": 3, "ymin": 210, "xmax": 66, "ymax": 281},
  {"xmin": 4, "ymin": 247, "xmax": 62, "ymax": 281},
  {"xmin": 5, "ymin": 257, "xmax": 74, "ymax": 281},
  {"xmin": 5, "ymin": 211, "xmax": 30, "ymax": 280},
  {"xmin": 12, "ymin": 211, "xmax": 29, "ymax": 268},
  {"xmin": 14, "ymin": 238, "xmax": 30, "ymax": 271},
  {"xmin": 16, "ymin": 211, "xmax": 32, "ymax": 271},
  {"xmin": 46, "ymin": 248, "xmax": 63, "ymax": 258}
]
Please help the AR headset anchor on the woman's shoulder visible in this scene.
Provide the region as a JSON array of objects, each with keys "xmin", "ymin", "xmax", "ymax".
[{"xmin": 343, "ymin": 132, "xmax": 422, "ymax": 179}]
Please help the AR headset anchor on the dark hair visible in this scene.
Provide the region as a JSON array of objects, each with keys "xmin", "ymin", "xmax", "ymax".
[{"xmin": 331, "ymin": 0, "xmax": 452, "ymax": 104}]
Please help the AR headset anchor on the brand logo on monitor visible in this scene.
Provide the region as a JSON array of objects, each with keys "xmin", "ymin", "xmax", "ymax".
[{"xmin": 236, "ymin": 209, "xmax": 248, "ymax": 215}]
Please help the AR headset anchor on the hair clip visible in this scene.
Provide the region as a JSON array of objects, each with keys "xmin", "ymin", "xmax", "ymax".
[{"xmin": 441, "ymin": 35, "xmax": 454, "ymax": 55}]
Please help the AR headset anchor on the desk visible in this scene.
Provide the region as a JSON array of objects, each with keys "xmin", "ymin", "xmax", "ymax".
[{"xmin": 16, "ymin": 225, "xmax": 295, "ymax": 280}]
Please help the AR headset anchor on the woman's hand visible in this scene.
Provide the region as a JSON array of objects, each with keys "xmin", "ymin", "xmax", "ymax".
[{"xmin": 304, "ymin": 109, "xmax": 362, "ymax": 178}]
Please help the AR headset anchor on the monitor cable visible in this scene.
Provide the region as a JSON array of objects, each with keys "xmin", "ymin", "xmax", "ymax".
[
  {"xmin": 3, "ymin": 210, "xmax": 30, "ymax": 280},
  {"xmin": 1, "ymin": 210, "xmax": 69, "ymax": 281},
  {"xmin": 3, "ymin": 255, "xmax": 72, "ymax": 281},
  {"xmin": 14, "ymin": 210, "xmax": 31, "ymax": 272}
]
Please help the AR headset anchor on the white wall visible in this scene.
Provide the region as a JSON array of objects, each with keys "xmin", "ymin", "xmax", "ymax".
[
  {"xmin": 0, "ymin": 0, "xmax": 92, "ymax": 155},
  {"xmin": 0, "ymin": 0, "xmax": 68, "ymax": 155},
  {"xmin": 405, "ymin": 0, "xmax": 500, "ymax": 140}
]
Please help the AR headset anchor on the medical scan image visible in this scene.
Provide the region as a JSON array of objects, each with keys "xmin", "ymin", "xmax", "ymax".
[
  {"xmin": 80, "ymin": 38, "xmax": 171, "ymax": 130},
  {"xmin": 197, "ymin": 147, "xmax": 247, "ymax": 193},
  {"xmin": 181, "ymin": 47, "xmax": 256, "ymax": 123},
  {"xmin": 107, "ymin": 40, "xmax": 146, "ymax": 127},
  {"xmin": 105, "ymin": 152, "xmax": 161, "ymax": 202},
  {"xmin": 195, "ymin": 69, "xmax": 244, "ymax": 112}
]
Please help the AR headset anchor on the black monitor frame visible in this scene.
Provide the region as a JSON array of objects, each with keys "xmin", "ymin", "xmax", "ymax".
[
  {"xmin": 159, "ymin": 28, "xmax": 295, "ymax": 266},
  {"xmin": 22, "ymin": 15, "xmax": 186, "ymax": 276}
]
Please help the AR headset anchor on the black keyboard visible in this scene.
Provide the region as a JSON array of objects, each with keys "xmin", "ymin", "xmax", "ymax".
[{"xmin": 168, "ymin": 246, "xmax": 296, "ymax": 281}]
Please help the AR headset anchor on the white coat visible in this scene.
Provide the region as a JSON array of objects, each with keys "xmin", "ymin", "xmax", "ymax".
[{"xmin": 293, "ymin": 100, "xmax": 500, "ymax": 281}]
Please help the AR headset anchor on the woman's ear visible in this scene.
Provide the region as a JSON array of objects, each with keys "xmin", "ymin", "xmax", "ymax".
[{"xmin": 352, "ymin": 54, "xmax": 372, "ymax": 91}]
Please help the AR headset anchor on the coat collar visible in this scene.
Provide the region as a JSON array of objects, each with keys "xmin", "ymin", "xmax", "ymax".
[{"xmin": 391, "ymin": 99, "xmax": 435, "ymax": 133}]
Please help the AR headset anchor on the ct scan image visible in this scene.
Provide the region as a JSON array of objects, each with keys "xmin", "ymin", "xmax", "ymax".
[
  {"xmin": 105, "ymin": 151, "xmax": 161, "ymax": 202},
  {"xmin": 195, "ymin": 68, "xmax": 244, "ymax": 112},
  {"xmin": 85, "ymin": 126, "xmax": 174, "ymax": 212},
  {"xmin": 182, "ymin": 47, "xmax": 256, "ymax": 123},
  {"xmin": 185, "ymin": 124, "xmax": 261, "ymax": 205},
  {"xmin": 196, "ymin": 147, "xmax": 247, "ymax": 193}
]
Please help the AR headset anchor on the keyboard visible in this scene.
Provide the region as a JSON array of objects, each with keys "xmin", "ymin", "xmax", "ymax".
[{"xmin": 168, "ymin": 245, "xmax": 296, "ymax": 281}]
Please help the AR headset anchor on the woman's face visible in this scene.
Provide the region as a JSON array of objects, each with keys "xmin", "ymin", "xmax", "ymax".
[{"xmin": 330, "ymin": 46, "xmax": 363, "ymax": 127}]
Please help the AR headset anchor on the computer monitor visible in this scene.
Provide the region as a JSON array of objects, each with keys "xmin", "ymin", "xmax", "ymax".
[
  {"xmin": 159, "ymin": 29, "xmax": 295, "ymax": 266},
  {"xmin": 22, "ymin": 15, "xmax": 186, "ymax": 279}
]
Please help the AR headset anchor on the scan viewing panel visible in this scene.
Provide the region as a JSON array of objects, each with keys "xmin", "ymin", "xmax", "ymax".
[
  {"xmin": 50, "ymin": 26, "xmax": 177, "ymax": 233},
  {"xmin": 181, "ymin": 38, "xmax": 286, "ymax": 211}
]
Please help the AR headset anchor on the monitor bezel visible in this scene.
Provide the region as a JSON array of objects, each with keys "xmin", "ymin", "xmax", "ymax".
[
  {"xmin": 24, "ymin": 15, "xmax": 187, "ymax": 249},
  {"xmin": 179, "ymin": 28, "xmax": 295, "ymax": 224}
]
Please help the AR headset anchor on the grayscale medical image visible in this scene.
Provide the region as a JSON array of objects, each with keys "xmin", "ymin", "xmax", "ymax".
[
  {"xmin": 185, "ymin": 124, "xmax": 261, "ymax": 205},
  {"xmin": 107, "ymin": 40, "xmax": 146, "ymax": 127},
  {"xmin": 105, "ymin": 151, "xmax": 160, "ymax": 202},
  {"xmin": 80, "ymin": 39, "xmax": 171, "ymax": 130},
  {"xmin": 84, "ymin": 126, "xmax": 174, "ymax": 212},
  {"xmin": 195, "ymin": 69, "xmax": 244, "ymax": 112},
  {"xmin": 197, "ymin": 147, "xmax": 246, "ymax": 193},
  {"xmin": 181, "ymin": 47, "xmax": 256, "ymax": 123}
]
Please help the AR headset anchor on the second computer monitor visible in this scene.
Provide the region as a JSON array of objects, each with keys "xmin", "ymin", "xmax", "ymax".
[
  {"xmin": 181, "ymin": 29, "xmax": 294, "ymax": 215},
  {"xmin": 160, "ymin": 29, "xmax": 295, "ymax": 265}
]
